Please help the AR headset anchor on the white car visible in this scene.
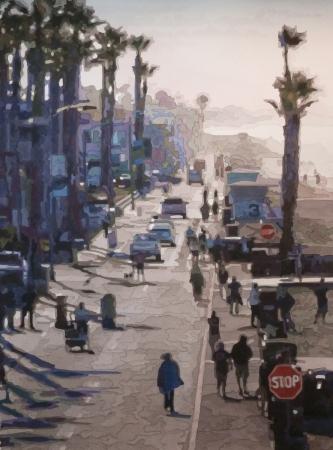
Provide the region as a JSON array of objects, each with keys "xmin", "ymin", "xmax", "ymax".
[
  {"xmin": 147, "ymin": 223, "xmax": 176, "ymax": 247},
  {"xmin": 148, "ymin": 218, "xmax": 175, "ymax": 230}
]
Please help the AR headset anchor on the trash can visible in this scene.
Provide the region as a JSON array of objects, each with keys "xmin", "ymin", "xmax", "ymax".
[
  {"xmin": 40, "ymin": 263, "xmax": 50, "ymax": 294},
  {"xmin": 107, "ymin": 229, "xmax": 117, "ymax": 248},
  {"xmin": 222, "ymin": 207, "xmax": 232, "ymax": 226},
  {"xmin": 226, "ymin": 223, "xmax": 239, "ymax": 237},
  {"xmin": 55, "ymin": 295, "xmax": 68, "ymax": 329}
]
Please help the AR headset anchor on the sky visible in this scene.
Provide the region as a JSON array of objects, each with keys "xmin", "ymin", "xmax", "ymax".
[{"xmin": 83, "ymin": 0, "xmax": 333, "ymax": 115}]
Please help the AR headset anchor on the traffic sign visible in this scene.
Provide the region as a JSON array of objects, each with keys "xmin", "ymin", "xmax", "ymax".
[
  {"xmin": 260, "ymin": 223, "xmax": 276, "ymax": 240},
  {"xmin": 268, "ymin": 364, "xmax": 303, "ymax": 400}
]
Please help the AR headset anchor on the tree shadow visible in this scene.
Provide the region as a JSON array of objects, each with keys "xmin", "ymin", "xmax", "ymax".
[
  {"xmin": 223, "ymin": 395, "xmax": 243, "ymax": 402},
  {"xmin": 0, "ymin": 433, "xmax": 66, "ymax": 445},
  {"xmin": 126, "ymin": 324, "xmax": 161, "ymax": 331}
]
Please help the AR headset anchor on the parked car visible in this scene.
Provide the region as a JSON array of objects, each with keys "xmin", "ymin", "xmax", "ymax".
[
  {"xmin": 147, "ymin": 223, "xmax": 176, "ymax": 246},
  {"xmin": 161, "ymin": 197, "xmax": 187, "ymax": 219},
  {"xmin": 188, "ymin": 169, "xmax": 204, "ymax": 185},
  {"xmin": 130, "ymin": 233, "xmax": 161, "ymax": 261},
  {"xmin": 83, "ymin": 203, "xmax": 109, "ymax": 229},
  {"xmin": 116, "ymin": 173, "xmax": 131, "ymax": 188},
  {"xmin": 0, "ymin": 251, "xmax": 28, "ymax": 286}
]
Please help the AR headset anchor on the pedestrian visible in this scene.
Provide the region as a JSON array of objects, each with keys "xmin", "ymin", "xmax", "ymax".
[
  {"xmin": 206, "ymin": 232, "xmax": 214, "ymax": 262},
  {"xmin": 157, "ymin": 352, "xmax": 184, "ymax": 415},
  {"xmin": 0, "ymin": 290, "xmax": 6, "ymax": 332},
  {"xmin": 295, "ymin": 245, "xmax": 303, "ymax": 282},
  {"xmin": 201, "ymin": 202, "xmax": 210, "ymax": 222},
  {"xmin": 217, "ymin": 263, "xmax": 229, "ymax": 300},
  {"xmin": 248, "ymin": 282, "xmax": 260, "ymax": 327},
  {"xmin": 189, "ymin": 235, "xmax": 200, "ymax": 262},
  {"xmin": 203, "ymin": 188, "xmax": 208, "ymax": 203},
  {"xmin": 189, "ymin": 262, "xmax": 205, "ymax": 301},
  {"xmin": 0, "ymin": 346, "xmax": 10, "ymax": 403},
  {"xmin": 3, "ymin": 288, "xmax": 16, "ymax": 331},
  {"xmin": 314, "ymin": 277, "xmax": 329, "ymax": 324},
  {"xmin": 212, "ymin": 234, "xmax": 223, "ymax": 269},
  {"xmin": 185, "ymin": 225, "xmax": 196, "ymax": 247},
  {"xmin": 214, "ymin": 189, "xmax": 218, "ymax": 202},
  {"xmin": 276, "ymin": 286, "xmax": 296, "ymax": 333},
  {"xmin": 100, "ymin": 294, "xmax": 117, "ymax": 329},
  {"xmin": 231, "ymin": 335, "xmax": 253, "ymax": 396},
  {"xmin": 228, "ymin": 276, "xmax": 242, "ymax": 315},
  {"xmin": 198, "ymin": 228, "xmax": 207, "ymax": 261},
  {"xmin": 213, "ymin": 341, "xmax": 232, "ymax": 398},
  {"xmin": 134, "ymin": 252, "xmax": 146, "ymax": 282},
  {"xmin": 74, "ymin": 302, "xmax": 94, "ymax": 353},
  {"xmin": 102, "ymin": 219, "xmax": 109, "ymax": 238},
  {"xmin": 20, "ymin": 285, "xmax": 37, "ymax": 330},
  {"xmin": 212, "ymin": 199, "xmax": 219, "ymax": 222},
  {"xmin": 208, "ymin": 311, "xmax": 220, "ymax": 357}
]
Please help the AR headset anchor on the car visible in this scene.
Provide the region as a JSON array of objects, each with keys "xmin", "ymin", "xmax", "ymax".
[
  {"xmin": 130, "ymin": 233, "xmax": 161, "ymax": 261},
  {"xmin": 161, "ymin": 197, "xmax": 187, "ymax": 219},
  {"xmin": 83, "ymin": 203, "xmax": 109, "ymax": 229},
  {"xmin": 149, "ymin": 217, "xmax": 176, "ymax": 230},
  {"xmin": 188, "ymin": 169, "xmax": 204, "ymax": 185},
  {"xmin": 117, "ymin": 173, "xmax": 131, "ymax": 188},
  {"xmin": 0, "ymin": 251, "xmax": 28, "ymax": 286},
  {"xmin": 147, "ymin": 223, "xmax": 176, "ymax": 246}
]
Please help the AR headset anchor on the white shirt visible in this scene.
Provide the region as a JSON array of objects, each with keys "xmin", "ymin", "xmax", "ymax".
[{"xmin": 248, "ymin": 287, "xmax": 260, "ymax": 306}]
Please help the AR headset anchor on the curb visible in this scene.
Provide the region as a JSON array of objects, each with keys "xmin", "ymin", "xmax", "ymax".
[{"xmin": 188, "ymin": 270, "xmax": 216, "ymax": 450}]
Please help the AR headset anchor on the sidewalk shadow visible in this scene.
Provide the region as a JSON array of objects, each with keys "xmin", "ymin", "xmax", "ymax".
[
  {"xmin": 237, "ymin": 325, "xmax": 255, "ymax": 331},
  {"xmin": 126, "ymin": 324, "xmax": 161, "ymax": 331},
  {"xmin": 167, "ymin": 412, "xmax": 191, "ymax": 419},
  {"xmin": 223, "ymin": 395, "xmax": 242, "ymax": 402},
  {"xmin": 0, "ymin": 433, "xmax": 66, "ymax": 446}
]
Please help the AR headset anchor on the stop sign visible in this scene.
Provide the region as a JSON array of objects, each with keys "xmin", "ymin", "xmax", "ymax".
[
  {"xmin": 268, "ymin": 364, "xmax": 303, "ymax": 400},
  {"xmin": 260, "ymin": 224, "xmax": 276, "ymax": 240}
]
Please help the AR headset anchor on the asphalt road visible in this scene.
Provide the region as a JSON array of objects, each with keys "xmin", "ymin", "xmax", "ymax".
[{"xmin": 0, "ymin": 177, "xmax": 216, "ymax": 450}]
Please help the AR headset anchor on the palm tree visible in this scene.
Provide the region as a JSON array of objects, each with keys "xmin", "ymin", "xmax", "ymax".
[
  {"xmin": 130, "ymin": 35, "xmax": 151, "ymax": 141},
  {"xmin": 266, "ymin": 25, "xmax": 317, "ymax": 263},
  {"xmin": 196, "ymin": 94, "xmax": 209, "ymax": 154},
  {"xmin": 49, "ymin": 0, "xmax": 100, "ymax": 234},
  {"xmin": 129, "ymin": 35, "xmax": 157, "ymax": 190},
  {"xmin": 89, "ymin": 25, "xmax": 128, "ymax": 201}
]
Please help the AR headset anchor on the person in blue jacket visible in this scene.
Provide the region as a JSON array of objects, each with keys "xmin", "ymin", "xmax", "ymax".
[{"xmin": 157, "ymin": 353, "xmax": 184, "ymax": 415}]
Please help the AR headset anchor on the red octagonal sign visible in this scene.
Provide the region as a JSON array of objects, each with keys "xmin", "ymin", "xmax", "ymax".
[
  {"xmin": 268, "ymin": 364, "xmax": 303, "ymax": 400},
  {"xmin": 260, "ymin": 223, "xmax": 276, "ymax": 240}
]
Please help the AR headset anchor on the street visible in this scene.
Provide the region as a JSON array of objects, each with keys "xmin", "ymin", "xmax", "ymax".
[{"xmin": 0, "ymin": 177, "xmax": 218, "ymax": 449}]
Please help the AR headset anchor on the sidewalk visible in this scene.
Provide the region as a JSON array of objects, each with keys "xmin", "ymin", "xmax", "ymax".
[{"xmin": 191, "ymin": 201, "xmax": 272, "ymax": 449}]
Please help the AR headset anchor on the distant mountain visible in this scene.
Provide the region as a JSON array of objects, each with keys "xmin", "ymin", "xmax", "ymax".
[{"xmin": 205, "ymin": 105, "xmax": 273, "ymax": 126}]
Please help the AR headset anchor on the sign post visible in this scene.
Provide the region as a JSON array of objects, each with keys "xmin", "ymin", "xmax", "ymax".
[{"xmin": 268, "ymin": 364, "xmax": 303, "ymax": 450}]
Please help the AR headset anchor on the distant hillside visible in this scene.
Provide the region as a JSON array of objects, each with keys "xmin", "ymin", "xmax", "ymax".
[
  {"xmin": 205, "ymin": 105, "xmax": 273, "ymax": 126},
  {"xmin": 203, "ymin": 132, "xmax": 279, "ymax": 170}
]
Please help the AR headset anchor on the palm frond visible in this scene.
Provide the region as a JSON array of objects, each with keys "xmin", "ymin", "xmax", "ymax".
[{"xmin": 280, "ymin": 25, "xmax": 306, "ymax": 48}]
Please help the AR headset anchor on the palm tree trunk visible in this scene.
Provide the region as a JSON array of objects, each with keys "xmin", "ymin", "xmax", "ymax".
[
  {"xmin": 107, "ymin": 63, "xmax": 116, "ymax": 202},
  {"xmin": 101, "ymin": 64, "xmax": 110, "ymax": 191},
  {"xmin": 280, "ymin": 114, "xmax": 300, "ymax": 265},
  {"xmin": 0, "ymin": 50, "xmax": 9, "ymax": 152},
  {"xmin": 49, "ymin": 71, "xmax": 61, "ymax": 155},
  {"xmin": 133, "ymin": 53, "xmax": 142, "ymax": 142},
  {"xmin": 63, "ymin": 62, "xmax": 81, "ymax": 236}
]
